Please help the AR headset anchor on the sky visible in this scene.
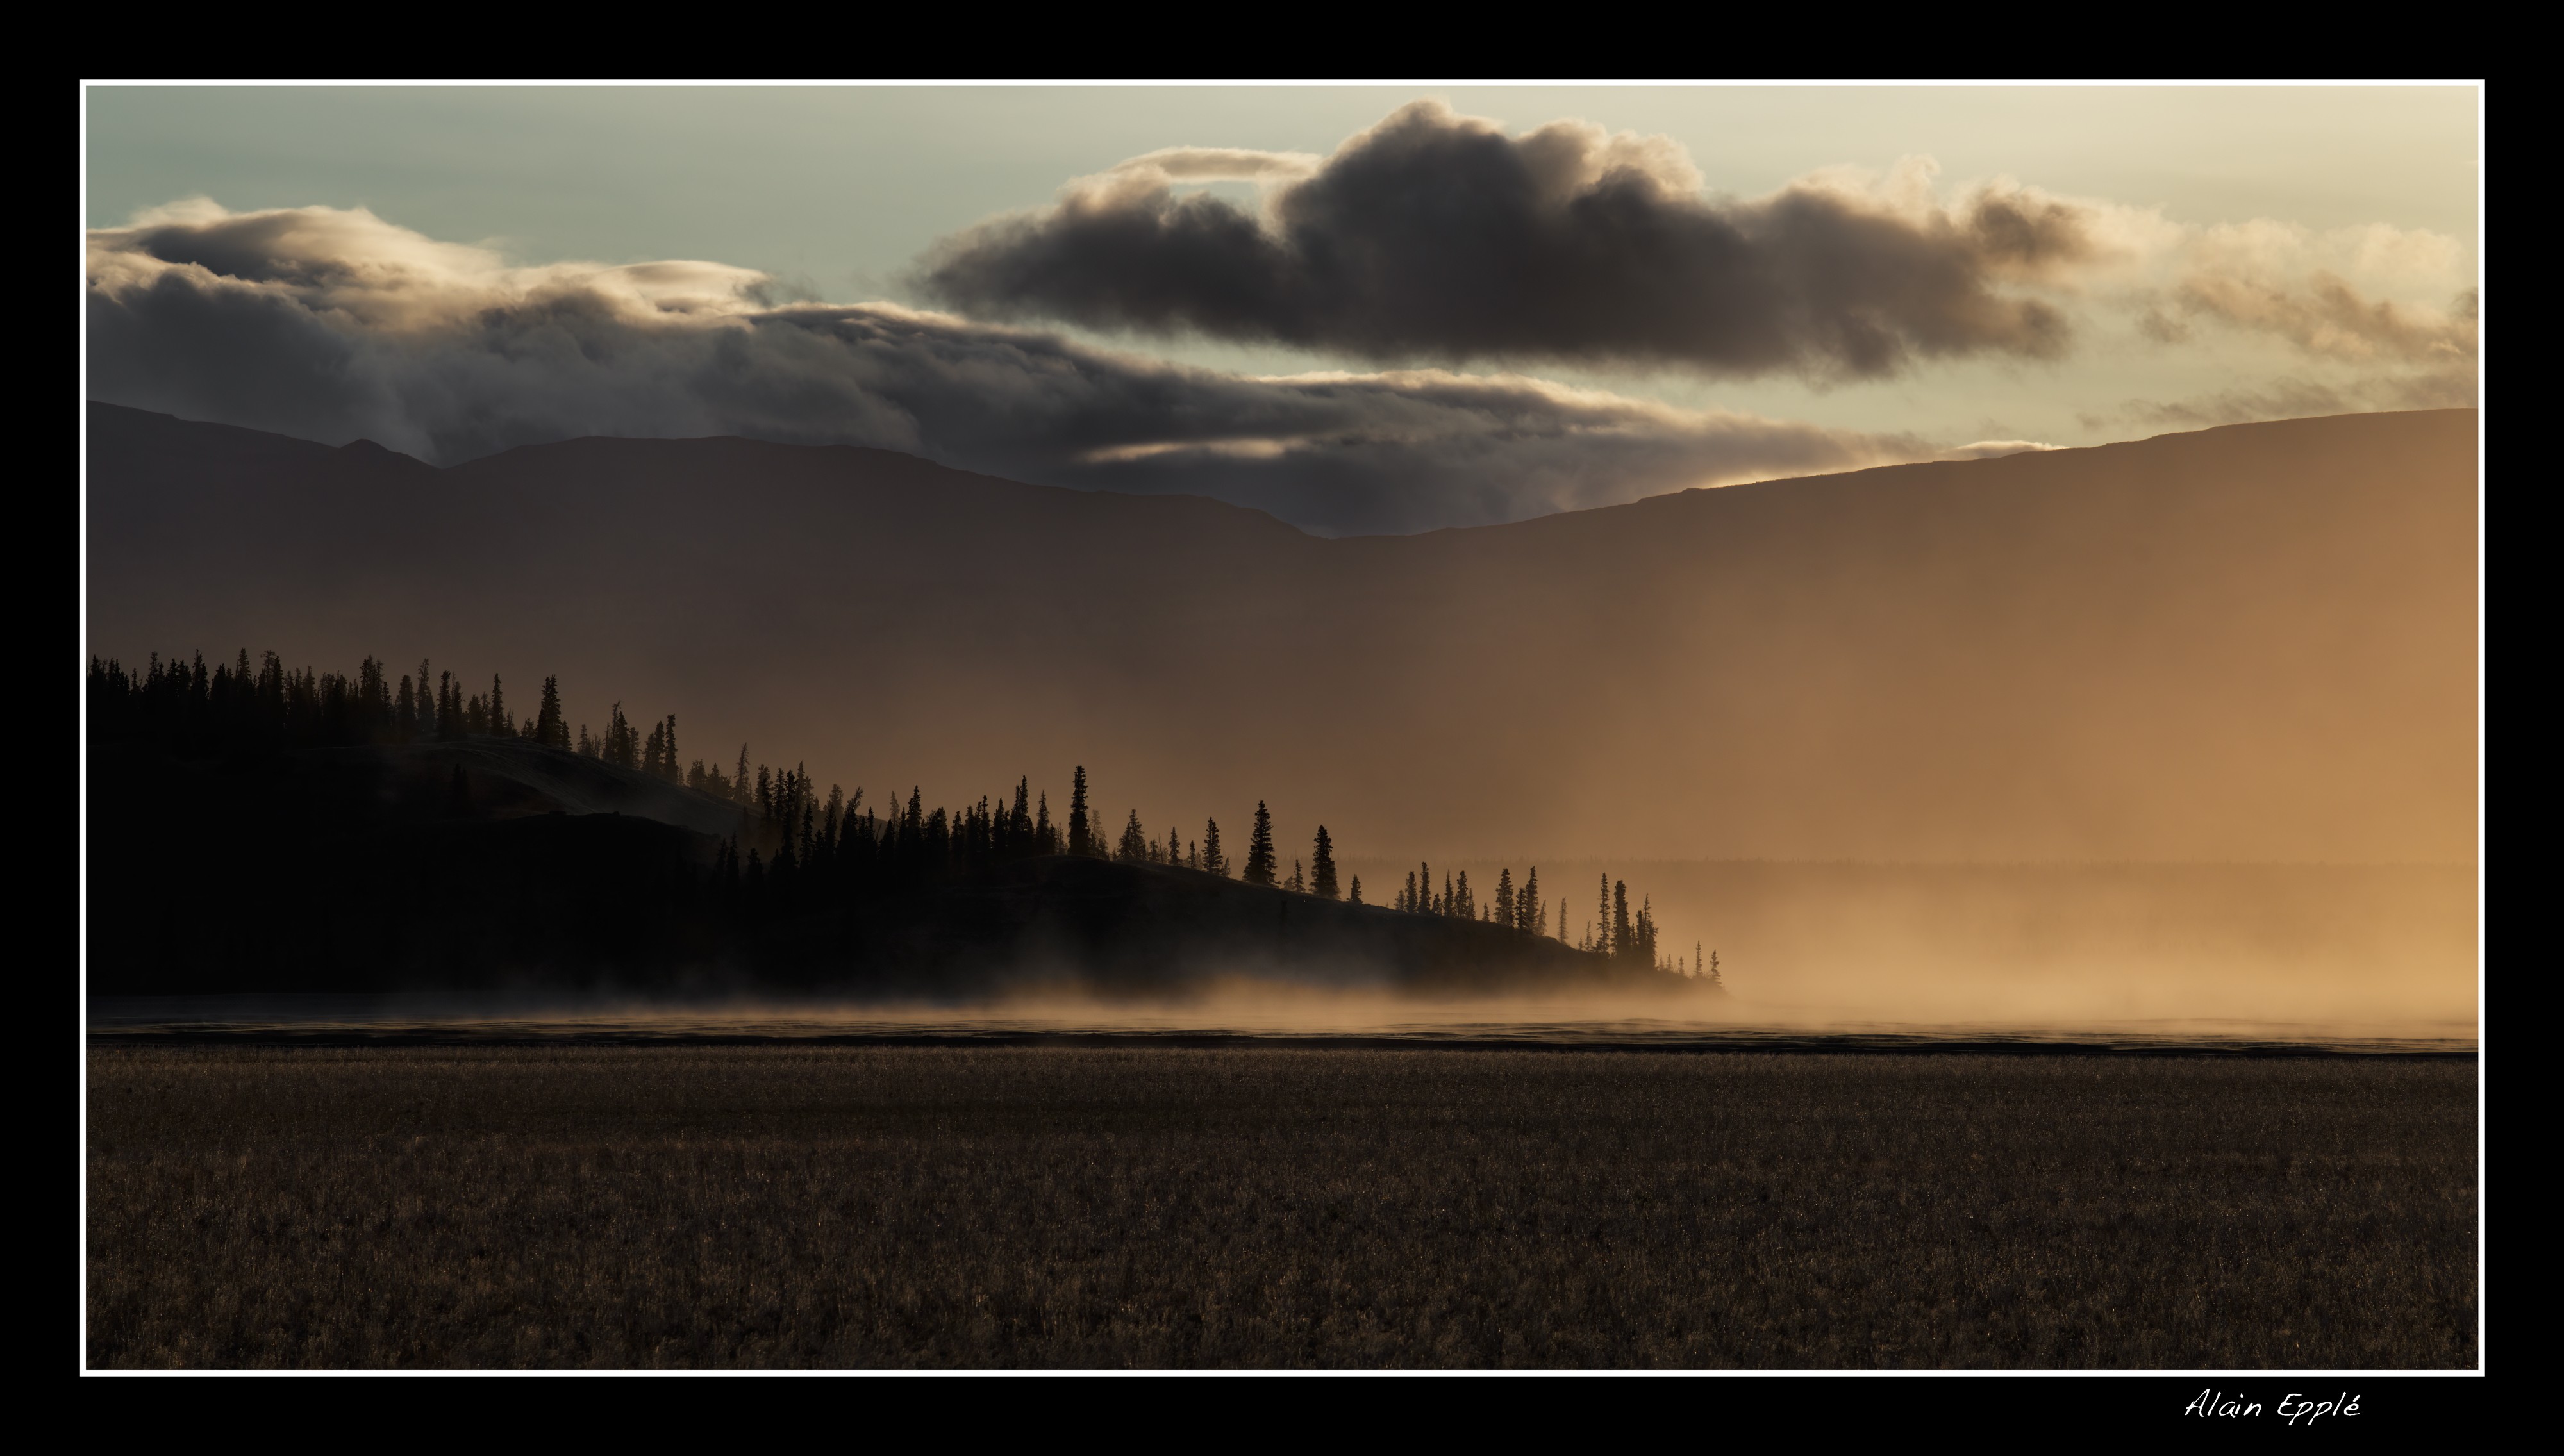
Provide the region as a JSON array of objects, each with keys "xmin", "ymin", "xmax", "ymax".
[{"xmin": 85, "ymin": 85, "xmax": 2481, "ymax": 535}]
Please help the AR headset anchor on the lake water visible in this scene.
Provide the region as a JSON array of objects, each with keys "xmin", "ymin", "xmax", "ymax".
[{"xmin": 86, "ymin": 994, "xmax": 2476, "ymax": 1056}]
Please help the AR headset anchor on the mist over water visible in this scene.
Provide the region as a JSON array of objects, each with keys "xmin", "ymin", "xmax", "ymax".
[
  {"xmin": 87, "ymin": 977, "xmax": 2474, "ymax": 1055},
  {"xmin": 85, "ymin": 856, "xmax": 2476, "ymax": 1048}
]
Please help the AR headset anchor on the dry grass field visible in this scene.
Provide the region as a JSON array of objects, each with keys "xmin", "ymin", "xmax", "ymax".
[{"xmin": 85, "ymin": 1046, "xmax": 2477, "ymax": 1369}]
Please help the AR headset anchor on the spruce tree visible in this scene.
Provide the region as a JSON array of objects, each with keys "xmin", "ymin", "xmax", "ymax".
[
  {"xmin": 535, "ymin": 675, "xmax": 567, "ymax": 749},
  {"xmin": 488, "ymin": 675, "xmax": 508, "ymax": 736},
  {"xmin": 1349, "ymin": 875, "xmax": 1363, "ymax": 906},
  {"xmin": 1522, "ymin": 867, "xmax": 1541, "ymax": 934},
  {"xmin": 1068, "ymin": 766, "xmax": 1092, "ymax": 856},
  {"xmin": 1243, "ymin": 802, "xmax": 1276, "ymax": 886},
  {"xmin": 1285, "ymin": 859, "xmax": 1304, "ymax": 893},
  {"xmin": 1612, "ymin": 881, "xmax": 1635, "ymax": 961},
  {"xmin": 1118, "ymin": 809, "xmax": 1147, "ymax": 861},
  {"xmin": 1311, "ymin": 825, "xmax": 1340, "ymax": 900},
  {"xmin": 1597, "ymin": 875, "xmax": 1613, "ymax": 956},
  {"xmin": 1495, "ymin": 867, "xmax": 1514, "ymax": 930},
  {"xmin": 1203, "ymin": 818, "xmax": 1226, "ymax": 877}
]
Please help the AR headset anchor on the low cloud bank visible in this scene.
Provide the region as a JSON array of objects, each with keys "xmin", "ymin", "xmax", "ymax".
[{"xmin": 88, "ymin": 201, "xmax": 1920, "ymax": 534}]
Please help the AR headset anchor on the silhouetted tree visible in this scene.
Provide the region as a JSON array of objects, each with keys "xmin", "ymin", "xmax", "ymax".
[
  {"xmin": 1244, "ymin": 802, "xmax": 1276, "ymax": 886},
  {"xmin": 1118, "ymin": 809, "xmax": 1148, "ymax": 862},
  {"xmin": 1311, "ymin": 825, "xmax": 1340, "ymax": 900},
  {"xmin": 1068, "ymin": 766, "xmax": 1092, "ymax": 856},
  {"xmin": 1202, "ymin": 817, "xmax": 1226, "ymax": 877},
  {"xmin": 604, "ymin": 704, "xmax": 638, "ymax": 769},
  {"xmin": 487, "ymin": 675, "xmax": 508, "ymax": 737},
  {"xmin": 1349, "ymin": 875, "xmax": 1363, "ymax": 906},
  {"xmin": 535, "ymin": 675, "xmax": 567, "ymax": 748}
]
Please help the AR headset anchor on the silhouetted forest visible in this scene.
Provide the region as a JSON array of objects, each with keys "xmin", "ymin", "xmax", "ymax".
[{"xmin": 88, "ymin": 650, "xmax": 1711, "ymax": 995}]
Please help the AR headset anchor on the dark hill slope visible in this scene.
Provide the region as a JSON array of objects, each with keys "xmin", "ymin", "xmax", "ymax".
[{"xmin": 86, "ymin": 734, "xmax": 1659, "ymax": 998}]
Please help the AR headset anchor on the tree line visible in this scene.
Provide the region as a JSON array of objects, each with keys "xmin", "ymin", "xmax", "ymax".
[{"xmin": 90, "ymin": 649, "xmax": 1712, "ymax": 977}]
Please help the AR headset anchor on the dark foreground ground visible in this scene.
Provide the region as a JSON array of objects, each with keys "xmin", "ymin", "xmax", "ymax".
[{"xmin": 85, "ymin": 1047, "xmax": 2476, "ymax": 1369}]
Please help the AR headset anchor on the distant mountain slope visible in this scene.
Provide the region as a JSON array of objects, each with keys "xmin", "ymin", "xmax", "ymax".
[{"xmin": 85, "ymin": 403, "xmax": 2477, "ymax": 864}]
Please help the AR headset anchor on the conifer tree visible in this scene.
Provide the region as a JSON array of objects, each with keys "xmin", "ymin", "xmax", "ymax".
[
  {"xmin": 1597, "ymin": 875, "xmax": 1613, "ymax": 956},
  {"xmin": 1522, "ymin": 867, "xmax": 1542, "ymax": 935},
  {"xmin": 1285, "ymin": 859, "xmax": 1305, "ymax": 893},
  {"xmin": 1495, "ymin": 867, "xmax": 1515, "ymax": 931},
  {"xmin": 1068, "ymin": 766, "xmax": 1092, "ymax": 856},
  {"xmin": 1203, "ymin": 817, "xmax": 1226, "ymax": 877},
  {"xmin": 1036, "ymin": 793, "xmax": 1054, "ymax": 853},
  {"xmin": 1612, "ymin": 881, "xmax": 1635, "ymax": 961},
  {"xmin": 1244, "ymin": 802, "xmax": 1277, "ymax": 885},
  {"xmin": 1349, "ymin": 875, "xmax": 1363, "ymax": 906},
  {"xmin": 1118, "ymin": 809, "xmax": 1148, "ymax": 861},
  {"xmin": 1187, "ymin": 840, "xmax": 1200, "ymax": 871},
  {"xmin": 488, "ymin": 675, "xmax": 508, "ymax": 736},
  {"xmin": 1401, "ymin": 869, "xmax": 1417, "ymax": 912},
  {"xmin": 1311, "ymin": 825, "xmax": 1340, "ymax": 900},
  {"xmin": 535, "ymin": 675, "xmax": 567, "ymax": 748}
]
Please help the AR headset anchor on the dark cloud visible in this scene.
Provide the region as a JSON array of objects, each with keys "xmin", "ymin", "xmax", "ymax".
[
  {"xmin": 919, "ymin": 101, "xmax": 2094, "ymax": 379},
  {"xmin": 87, "ymin": 203, "xmax": 1920, "ymax": 535}
]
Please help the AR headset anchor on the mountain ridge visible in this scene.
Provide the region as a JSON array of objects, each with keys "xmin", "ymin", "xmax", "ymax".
[{"xmin": 85, "ymin": 401, "xmax": 2477, "ymax": 868}]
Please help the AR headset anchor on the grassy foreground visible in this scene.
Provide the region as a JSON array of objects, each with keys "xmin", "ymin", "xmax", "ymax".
[{"xmin": 85, "ymin": 1046, "xmax": 2476, "ymax": 1369}]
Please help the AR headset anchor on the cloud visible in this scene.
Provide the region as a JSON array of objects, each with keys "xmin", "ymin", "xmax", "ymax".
[
  {"xmin": 2098, "ymin": 365, "xmax": 2477, "ymax": 432},
  {"xmin": 917, "ymin": 100, "xmax": 2098, "ymax": 379},
  {"xmin": 1942, "ymin": 440, "xmax": 2063, "ymax": 460},
  {"xmin": 86, "ymin": 202, "xmax": 1927, "ymax": 535}
]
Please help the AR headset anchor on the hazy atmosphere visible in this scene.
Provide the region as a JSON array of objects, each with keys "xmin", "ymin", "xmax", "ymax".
[{"xmin": 83, "ymin": 83, "xmax": 2483, "ymax": 1376}]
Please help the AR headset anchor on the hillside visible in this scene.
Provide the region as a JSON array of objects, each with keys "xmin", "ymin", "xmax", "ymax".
[
  {"xmin": 85, "ymin": 731, "xmax": 1656, "ymax": 997},
  {"xmin": 85, "ymin": 403, "xmax": 2477, "ymax": 866}
]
